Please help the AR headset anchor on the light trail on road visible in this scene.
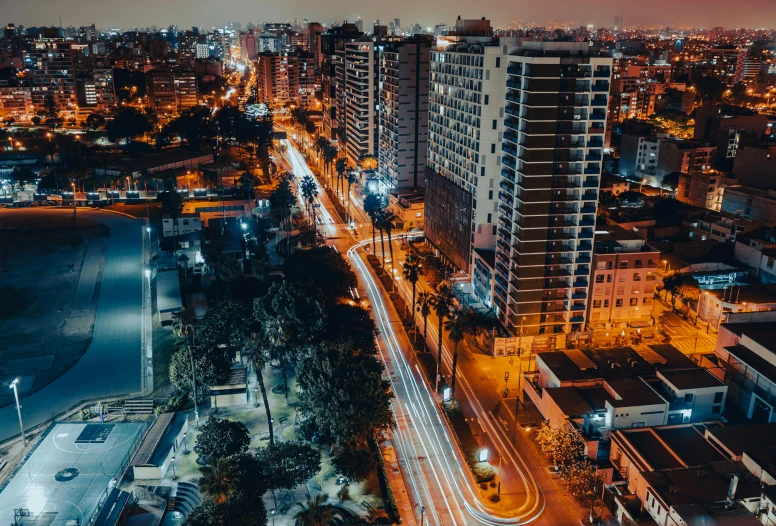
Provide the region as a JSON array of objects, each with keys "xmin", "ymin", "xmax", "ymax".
[{"xmin": 282, "ymin": 139, "xmax": 545, "ymax": 525}]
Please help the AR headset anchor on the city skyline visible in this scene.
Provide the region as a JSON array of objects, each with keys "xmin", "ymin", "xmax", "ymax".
[{"xmin": 4, "ymin": 0, "xmax": 776, "ymax": 31}]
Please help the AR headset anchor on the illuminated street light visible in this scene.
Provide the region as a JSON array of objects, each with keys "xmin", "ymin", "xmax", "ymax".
[
  {"xmin": 478, "ymin": 448, "xmax": 490, "ymax": 462},
  {"xmin": 9, "ymin": 378, "xmax": 25, "ymax": 446}
]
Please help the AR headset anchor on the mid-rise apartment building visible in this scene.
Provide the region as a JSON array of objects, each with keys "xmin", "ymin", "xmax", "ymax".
[
  {"xmin": 586, "ymin": 223, "xmax": 661, "ymax": 327},
  {"xmin": 494, "ymin": 40, "xmax": 613, "ymax": 339},
  {"xmin": 256, "ymin": 51, "xmax": 299, "ymax": 106},
  {"xmin": 256, "ymin": 51, "xmax": 318, "ymax": 108},
  {"xmin": 425, "ymin": 19, "xmax": 511, "ymax": 273},
  {"xmin": 147, "ymin": 68, "xmax": 198, "ymax": 113},
  {"xmin": 29, "ymin": 40, "xmax": 78, "ymax": 116},
  {"xmin": 677, "ymin": 172, "xmax": 725, "ymax": 211},
  {"xmin": 378, "ymin": 38, "xmax": 431, "ymax": 190}
]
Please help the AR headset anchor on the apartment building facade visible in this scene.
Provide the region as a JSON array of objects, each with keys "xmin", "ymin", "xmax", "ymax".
[
  {"xmin": 378, "ymin": 38, "xmax": 431, "ymax": 190},
  {"xmin": 341, "ymin": 40, "xmax": 379, "ymax": 163},
  {"xmin": 494, "ymin": 41, "xmax": 613, "ymax": 339},
  {"xmin": 586, "ymin": 226, "xmax": 661, "ymax": 327},
  {"xmin": 425, "ymin": 22, "xmax": 512, "ymax": 273},
  {"xmin": 29, "ymin": 40, "xmax": 78, "ymax": 116}
]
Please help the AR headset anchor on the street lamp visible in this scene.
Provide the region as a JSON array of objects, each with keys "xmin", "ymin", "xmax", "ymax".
[
  {"xmin": 9, "ymin": 378, "xmax": 25, "ymax": 446},
  {"xmin": 663, "ymin": 260, "xmax": 670, "ymax": 273},
  {"xmin": 170, "ymin": 454, "xmax": 177, "ymax": 479}
]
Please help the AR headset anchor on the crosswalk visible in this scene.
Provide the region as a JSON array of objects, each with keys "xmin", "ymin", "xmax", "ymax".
[{"xmin": 668, "ymin": 332, "xmax": 717, "ymax": 355}]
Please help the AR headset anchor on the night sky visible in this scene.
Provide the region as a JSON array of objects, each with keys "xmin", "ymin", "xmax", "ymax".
[{"xmin": 3, "ymin": 0, "xmax": 775, "ymax": 30}]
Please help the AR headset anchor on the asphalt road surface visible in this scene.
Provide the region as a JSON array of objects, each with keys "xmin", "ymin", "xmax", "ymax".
[{"xmin": 0, "ymin": 208, "xmax": 145, "ymax": 443}]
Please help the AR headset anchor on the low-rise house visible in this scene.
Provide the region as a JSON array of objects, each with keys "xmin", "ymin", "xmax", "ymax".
[
  {"xmin": 524, "ymin": 345, "xmax": 727, "ymax": 459},
  {"xmin": 699, "ymin": 284, "xmax": 776, "ymax": 330},
  {"xmin": 715, "ymin": 320, "xmax": 776, "ymax": 422},
  {"xmin": 734, "ymin": 229, "xmax": 776, "ymax": 284},
  {"xmin": 389, "ymin": 188, "xmax": 424, "ymax": 231},
  {"xmin": 162, "ymin": 214, "xmax": 202, "ymax": 237},
  {"xmin": 610, "ymin": 424, "xmax": 763, "ymax": 526}
]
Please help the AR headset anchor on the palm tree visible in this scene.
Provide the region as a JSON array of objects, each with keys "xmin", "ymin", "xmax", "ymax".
[
  {"xmin": 323, "ymin": 145, "xmax": 338, "ymax": 188},
  {"xmin": 199, "ymin": 457, "xmax": 239, "ymax": 505},
  {"xmin": 416, "ymin": 291, "xmax": 433, "ymax": 349},
  {"xmin": 444, "ymin": 308, "xmax": 466, "ymax": 399},
  {"xmin": 402, "ymin": 254, "xmax": 423, "ymax": 321},
  {"xmin": 381, "ymin": 209, "xmax": 397, "ymax": 275},
  {"xmin": 264, "ymin": 315, "xmax": 291, "ymax": 404},
  {"xmin": 363, "ymin": 194, "xmax": 383, "ymax": 254},
  {"xmin": 335, "ymin": 158, "xmax": 348, "ymax": 197},
  {"xmin": 244, "ymin": 335, "xmax": 274, "ymax": 444},
  {"xmin": 432, "ymin": 283, "xmax": 456, "ymax": 392},
  {"xmin": 376, "ymin": 209, "xmax": 387, "ymax": 264},
  {"xmin": 300, "ymin": 174, "xmax": 318, "ymax": 225},
  {"xmin": 294, "ymin": 494, "xmax": 339, "ymax": 526}
]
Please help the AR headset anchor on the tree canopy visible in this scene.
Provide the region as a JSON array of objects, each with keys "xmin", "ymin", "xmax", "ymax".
[
  {"xmin": 283, "ymin": 246, "xmax": 358, "ymax": 302},
  {"xmin": 324, "ymin": 303, "xmax": 378, "ymax": 355},
  {"xmin": 196, "ymin": 418, "xmax": 251, "ymax": 460},
  {"xmin": 254, "ymin": 441, "xmax": 321, "ymax": 490},
  {"xmin": 297, "ymin": 341, "xmax": 394, "ymax": 446},
  {"xmin": 105, "ymin": 107, "xmax": 153, "ymax": 143}
]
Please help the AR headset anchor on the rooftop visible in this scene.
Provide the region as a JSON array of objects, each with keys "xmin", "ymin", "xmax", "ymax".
[
  {"xmin": 658, "ymin": 368, "xmax": 726, "ymax": 390},
  {"xmin": 725, "ymin": 344, "xmax": 776, "ymax": 386},
  {"xmin": 645, "ymin": 467, "xmax": 760, "ymax": 508}
]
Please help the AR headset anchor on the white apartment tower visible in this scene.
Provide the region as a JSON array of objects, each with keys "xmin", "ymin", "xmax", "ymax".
[
  {"xmin": 425, "ymin": 18, "xmax": 514, "ymax": 273},
  {"xmin": 378, "ymin": 38, "xmax": 431, "ymax": 190}
]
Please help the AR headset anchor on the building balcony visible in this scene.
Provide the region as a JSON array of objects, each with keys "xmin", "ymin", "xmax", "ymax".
[
  {"xmin": 578, "ymin": 231, "xmax": 593, "ymax": 239},
  {"xmin": 582, "ymin": 193, "xmax": 598, "ymax": 201}
]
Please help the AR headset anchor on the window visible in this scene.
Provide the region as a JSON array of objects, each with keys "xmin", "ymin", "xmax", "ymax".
[
  {"xmin": 630, "ymin": 298, "xmax": 638, "ymax": 306},
  {"xmin": 619, "ymin": 274, "xmax": 626, "ymax": 282},
  {"xmin": 607, "ymin": 274, "xmax": 613, "ymax": 283},
  {"xmin": 492, "ymin": 119, "xmax": 497, "ymax": 130},
  {"xmin": 595, "ymin": 275, "xmax": 605, "ymax": 283},
  {"xmin": 635, "ymin": 259, "xmax": 643, "ymax": 268},
  {"xmin": 491, "ymin": 143, "xmax": 496, "ymax": 154},
  {"xmin": 495, "ymin": 57, "xmax": 500, "ymax": 68},
  {"xmin": 488, "ymin": 190, "xmax": 493, "ymax": 200},
  {"xmin": 485, "ymin": 94, "xmax": 489, "ymax": 105},
  {"xmin": 616, "ymin": 299, "xmax": 623, "ymax": 307},
  {"xmin": 714, "ymin": 392, "xmax": 723, "ymax": 403},
  {"xmin": 487, "ymin": 213, "xmax": 492, "ymax": 223},
  {"xmin": 617, "ymin": 286, "xmax": 625, "ymax": 295},
  {"xmin": 684, "ymin": 393, "xmax": 694, "ymax": 403},
  {"xmin": 593, "ymin": 300, "xmax": 601, "ymax": 308},
  {"xmin": 620, "ymin": 261, "xmax": 628, "ymax": 269},
  {"xmin": 633, "ymin": 273, "xmax": 641, "ymax": 281},
  {"xmin": 604, "ymin": 299, "xmax": 609, "ymax": 307}
]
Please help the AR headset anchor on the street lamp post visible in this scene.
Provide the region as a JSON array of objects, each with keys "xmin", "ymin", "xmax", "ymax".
[
  {"xmin": 9, "ymin": 378, "xmax": 25, "ymax": 447},
  {"xmin": 170, "ymin": 454, "xmax": 177, "ymax": 479},
  {"xmin": 186, "ymin": 327, "xmax": 200, "ymax": 428}
]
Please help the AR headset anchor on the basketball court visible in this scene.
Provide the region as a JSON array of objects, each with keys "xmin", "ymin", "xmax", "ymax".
[{"xmin": 0, "ymin": 422, "xmax": 145, "ymax": 526}]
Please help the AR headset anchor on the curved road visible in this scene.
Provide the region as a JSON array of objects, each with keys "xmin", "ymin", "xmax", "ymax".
[
  {"xmin": 0, "ymin": 208, "xmax": 146, "ymax": 443},
  {"xmin": 282, "ymin": 140, "xmax": 546, "ymax": 525}
]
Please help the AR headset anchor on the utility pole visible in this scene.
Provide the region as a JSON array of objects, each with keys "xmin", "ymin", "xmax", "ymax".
[{"xmin": 419, "ymin": 506, "xmax": 426, "ymax": 526}]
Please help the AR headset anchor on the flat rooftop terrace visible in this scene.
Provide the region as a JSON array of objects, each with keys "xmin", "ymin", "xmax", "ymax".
[{"xmin": 0, "ymin": 422, "xmax": 145, "ymax": 526}]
